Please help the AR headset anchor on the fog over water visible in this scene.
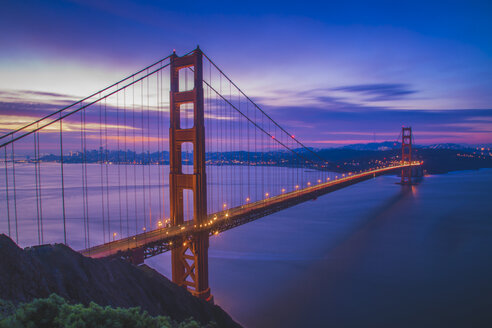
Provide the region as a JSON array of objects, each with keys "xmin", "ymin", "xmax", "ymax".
[{"xmin": 2, "ymin": 164, "xmax": 491, "ymax": 327}]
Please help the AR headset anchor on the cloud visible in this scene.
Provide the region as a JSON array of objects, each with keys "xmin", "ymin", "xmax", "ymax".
[
  {"xmin": 0, "ymin": 89, "xmax": 76, "ymax": 101},
  {"xmin": 254, "ymin": 88, "xmax": 389, "ymax": 112},
  {"xmin": 332, "ymin": 83, "xmax": 418, "ymax": 101},
  {"xmin": 19, "ymin": 90, "xmax": 76, "ymax": 98}
]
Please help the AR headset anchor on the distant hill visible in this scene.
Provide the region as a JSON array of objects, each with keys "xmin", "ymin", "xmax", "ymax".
[
  {"xmin": 423, "ymin": 143, "xmax": 471, "ymax": 150},
  {"xmin": 341, "ymin": 141, "xmax": 400, "ymax": 151}
]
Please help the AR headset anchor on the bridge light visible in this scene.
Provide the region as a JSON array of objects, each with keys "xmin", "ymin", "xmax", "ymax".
[
  {"xmin": 281, "ymin": 188, "xmax": 285, "ymax": 193},
  {"xmin": 317, "ymin": 179, "xmax": 321, "ymax": 183},
  {"xmin": 246, "ymin": 197, "xmax": 250, "ymax": 202},
  {"xmin": 307, "ymin": 182, "xmax": 311, "ymax": 186},
  {"xmin": 225, "ymin": 213, "xmax": 229, "ymax": 217},
  {"xmin": 214, "ymin": 216, "xmax": 217, "ymax": 221},
  {"xmin": 142, "ymin": 227, "xmax": 146, "ymax": 232},
  {"xmin": 183, "ymin": 242, "xmax": 187, "ymax": 246},
  {"xmin": 214, "ymin": 231, "xmax": 219, "ymax": 235},
  {"xmin": 295, "ymin": 185, "xmax": 299, "ymax": 189},
  {"xmin": 113, "ymin": 232, "xmax": 117, "ymax": 241},
  {"xmin": 265, "ymin": 192, "xmax": 269, "ymax": 197},
  {"xmin": 327, "ymin": 178, "xmax": 330, "ymax": 181},
  {"xmin": 271, "ymin": 136, "xmax": 275, "ymax": 139},
  {"xmin": 181, "ymin": 226, "xmax": 185, "ymax": 230},
  {"xmin": 223, "ymin": 203, "xmax": 227, "ymax": 209},
  {"xmin": 157, "ymin": 221, "xmax": 163, "ymax": 227},
  {"xmin": 169, "ymin": 241, "xmax": 173, "ymax": 245}
]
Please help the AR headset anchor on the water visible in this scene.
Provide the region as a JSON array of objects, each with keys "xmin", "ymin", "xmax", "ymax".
[
  {"xmin": 2, "ymin": 164, "xmax": 492, "ymax": 326},
  {"xmin": 0, "ymin": 163, "xmax": 325, "ymax": 248},
  {"xmin": 149, "ymin": 169, "xmax": 492, "ymax": 327}
]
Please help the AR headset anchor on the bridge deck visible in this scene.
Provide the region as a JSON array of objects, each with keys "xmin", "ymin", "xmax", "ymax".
[{"xmin": 80, "ymin": 163, "xmax": 420, "ymax": 260}]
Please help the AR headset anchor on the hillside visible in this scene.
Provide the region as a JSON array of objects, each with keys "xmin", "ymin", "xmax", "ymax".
[{"xmin": 0, "ymin": 234, "xmax": 240, "ymax": 328}]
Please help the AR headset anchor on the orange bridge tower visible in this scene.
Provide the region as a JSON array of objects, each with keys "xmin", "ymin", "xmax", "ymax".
[
  {"xmin": 401, "ymin": 126, "xmax": 412, "ymax": 184},
  {"xmin": 169, "ymin": 48, "xmax": 211, "ymax": 301}
]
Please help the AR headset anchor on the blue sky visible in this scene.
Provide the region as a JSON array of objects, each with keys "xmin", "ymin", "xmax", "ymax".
[{"xmin": 0, "ymin": 0, "xmax": 491, "ymax": 146}]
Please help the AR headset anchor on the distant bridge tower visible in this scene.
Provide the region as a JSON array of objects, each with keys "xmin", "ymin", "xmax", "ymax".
[
  {"xmin": 401, "ymin": 126, "xmax": 412, "ymax": 184},
  {"xmin": 169, "ymin": 48, "xmax": 211, "ymax": 301}
]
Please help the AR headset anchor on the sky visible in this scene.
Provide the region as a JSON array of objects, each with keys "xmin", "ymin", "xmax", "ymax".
[{"xmin": 0, "ymin": 0, "xmax": 491, "ymax": 147}]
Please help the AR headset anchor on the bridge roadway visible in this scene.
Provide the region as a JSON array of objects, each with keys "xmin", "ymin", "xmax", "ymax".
[{"xmin": 80, "ymin": 162, "xmax": 421, "ymax": 261}]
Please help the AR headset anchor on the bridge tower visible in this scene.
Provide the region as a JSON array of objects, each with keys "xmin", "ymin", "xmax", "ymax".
[
  {"xmin": 401, "ymin": 126, "xmax": 412, "ymax": 184},
  {"xmin": 169, "ymin": 48, "xmax": 211, "ymax": 301}
]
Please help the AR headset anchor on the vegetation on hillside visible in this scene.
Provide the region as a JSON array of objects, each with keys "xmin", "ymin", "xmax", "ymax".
[{"xmin": 0, "ymin": 294, "xmax": 215, "ymax": 328}]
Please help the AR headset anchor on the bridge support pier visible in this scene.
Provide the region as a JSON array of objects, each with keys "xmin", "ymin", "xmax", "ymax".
[
  {"xmin": 401, "ymin": 127, "xmax": 412, "ymax": 184},
  {"xmin": 169, "ymin": 48, "xmax": 212, "ymax": 301}
]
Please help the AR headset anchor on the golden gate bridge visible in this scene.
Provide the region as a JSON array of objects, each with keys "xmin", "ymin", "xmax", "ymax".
[{"xmin": 0, "ymin": 47, "xmax": 420, "ymax": 301}]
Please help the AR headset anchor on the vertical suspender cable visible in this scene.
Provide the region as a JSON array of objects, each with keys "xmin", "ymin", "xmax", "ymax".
[
  {"xmin": 132, "ymin": 78, "xmax": 138, "ymax": 236},
  {"xmin": 83, "ymin": 105, "xmax": 89, "ymax": 248},
  {"xmin": 37, "ymin": 130, "xmax": 44, "ymax": 244},
  {"xmin": 117, "ymin": 87, "xmax": 123, "ymax": 237},
  {"xmin": 146, "ymin": 76, "xmax": 152, "ymax": 228},
  {"xmin": 4, "ymin": 147, "xmax": 11, "ymax": 237},
  {"xmin": 104, "ymin": 98, "xmax": 110, "ymax": 241},
  {"xmin": 141, "ymin": 79, "xmax": 146, "ymax": 230},
  {"xmin": 34, "ymin": 131, "xmax": 41, "ymax": 244},
  {"xmin": 124, "ymin": 88, "xmax": 130, "ymax": 238},
  {"xmin": 11, "ymin": 140, "xmax": 19, "ymax": 243},
  {"xmin": 80, "ymin": 109, "xmax": 87, "ymax": 248},
  {"xmin": 99, "ymin": 96, "xmax": 106, "ymax": 243},
  {"xmin": 59, "ymin": 117, "xmax": 67, "ymax": 244}
]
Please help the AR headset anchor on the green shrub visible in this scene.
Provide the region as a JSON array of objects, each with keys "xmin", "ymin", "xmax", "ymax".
[{"xmin": 0, "ymin": 294, "xmax": 213, "ymax": 328}]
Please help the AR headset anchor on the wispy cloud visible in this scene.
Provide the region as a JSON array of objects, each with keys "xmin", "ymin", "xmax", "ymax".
[
  {"xmin": 0, "ymin": 89, "xmax": 77, "ymax": 103},
  {"xmin": 332, "ymin": 83, "xmax": 417, "ymax": 101}
]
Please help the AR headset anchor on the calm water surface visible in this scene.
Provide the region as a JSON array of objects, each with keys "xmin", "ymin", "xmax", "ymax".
[
  {"xmin": 149, "ymin": 169, "xmax": 492, "ymax": 327},
  {"xmin": 2, "ymin": 164, "xmax": 491, "ymax": 327}
]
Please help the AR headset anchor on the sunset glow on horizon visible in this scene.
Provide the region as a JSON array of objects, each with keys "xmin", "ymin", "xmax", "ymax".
[{"xmin": 1, "ymin": 0, "xmax": 491, "ymax": 147}]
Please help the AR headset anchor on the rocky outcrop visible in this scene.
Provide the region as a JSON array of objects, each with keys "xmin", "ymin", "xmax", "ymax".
[{"xmin": 0, "ymin": 234, "xmax": 240, "ymax": 327}]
